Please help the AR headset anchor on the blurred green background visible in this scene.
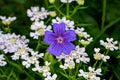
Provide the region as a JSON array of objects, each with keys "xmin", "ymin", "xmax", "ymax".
[{"xmin": 0, "ymin": 0, "xmax": 120, "ymax": 80}]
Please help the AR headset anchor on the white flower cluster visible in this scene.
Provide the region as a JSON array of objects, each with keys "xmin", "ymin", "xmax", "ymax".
[
  {"xmin": 78, "ymin": 67, "xmax": 102, "ymax": 80},
  {"xmin": 57, "ymin": 46, "xmax": 90, "ymax": 69},
  {"xmin": 52, "ymin": 17, "xmax": 75, "ymax": 30},
  {"xmin": 0, "ymin": 16, "xmax": 16, "ymax": 25},
  {"xmin": 93, "ymin": 48, "xmax": 110, "ymax": 62},
  {"xmin": 0, "ymin": 32, "xmax": 29, "ymax": 54},
  {"xmin": 30, "ymin": 21, "xmax": 51, "ymax": 39},
  {"xmin": 27, "ymin": 6, "xmax": 52, "ymax": 39},
  {"xmin": 100, "ymin": 38, "xmax": 118, "ymax": 51},
  {"xmin": 60, "ymin": 0, "xmax": 75, "ymax": 3},
  {"xmin": 60, "ymin": 0, "xmax": 84, "ymax": 5},
  {"xmin": 32, "ymin": 61, "xmax": 57, "ymax": 80},
  {"xmin": 22, "ymin": 51, "xmax": 44, "ymax": 68},
  {"xmin": 0, "ymin": 54, "xmax": 7, "ymax": 66},
  {"xmin": 75, "ymin": 27, "xmax": 93, "ymax": 46},
  {"xmin": 27, "ymin": 6, "xmax": 49, "ymax": 21}
]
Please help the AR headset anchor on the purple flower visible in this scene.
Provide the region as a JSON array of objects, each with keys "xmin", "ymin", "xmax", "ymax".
[{"xmin": 44, "ymin": 22, "xmax": 76, "ymax": 56}]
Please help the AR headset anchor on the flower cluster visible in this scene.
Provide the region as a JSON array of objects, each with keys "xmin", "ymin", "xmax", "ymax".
[
  {"xmin": 75, "ymin": 27, "xmax": 93, "ymax": 46},
  {"xmin": 57, "ymin": 46, "xmax": 90, "ymax": 69},
  {"xmin": 78, "ymin": 67, "xmax": 102, "ymax": 80},
  {"xmin": 32, "ymin": 61, "xmax": 57, "ymax": 80},
  {"xmin": 30, "ymin": 21, "xmax": 51, "ymax": 39},
  {"xmin": 60, "ymin": 0, "xmax": 84, "ymax": 5},
  {"xmin": 52, "ymin": 17, "xmax": 75, "ymax": 30},
  {"xmin": 100, "ymin": 38, "xmax": 118, "ymax": 51},
  {"xmin": 0, "ymin": 16, "xmax": 16, "ymax": 25},
  {"xmin": 93, "ymin": 48, "xmax": 110, "ymax": 62},
  {"xmin": 27, "ymin": 7, "xmax": 49, "ymax": 21}
]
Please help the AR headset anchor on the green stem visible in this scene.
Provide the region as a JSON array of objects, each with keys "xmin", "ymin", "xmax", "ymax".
[
  {"xmin": 66, "ymin": 0, "xmax": 69, "ymax": 18},
  {"xmin": 101, "ymin": 0, "xmax": 107, "ymax": 29},
  {"xmin": 7, "ymin": 68, "xmax": 14, "ymax": 80},
  {"xmin": 44, "ymin": 0, "xmax": 48, "ymax": 8},
  {"xmin": 91, "ymin": 17, "xmax": 120, "ymax": 48},
  {"xmin": 54, "ymin": 4, "xmax": 65, "ymax": 16},
  {"xmin": 109, "ymin": 75, "xmax": 113, "ymax": 80},
  {"xmin": 75, "ymin": 63, "xmax": 82, "ymax": 79},
  {"xmin": 70, "ymin": 5, "xmax": 79, "ymax": 17},
  {"xmin": 99, "ymin": 49, "xmax": 109, "ymax": 68},
  {"xmin": 35, "ymin": 37, "xmax": 41, "ymax": 51},
  {"xmin": 45, "ymin": 17, "xmax": 52, "ymax": 24},
  {"xmin": 93, "ymin": 60, "xmax": 98, "ymax": 68}
]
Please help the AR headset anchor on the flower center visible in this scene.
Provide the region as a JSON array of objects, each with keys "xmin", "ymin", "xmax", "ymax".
[{"xmin": 57, "ymin": 37, "xmax": 63, "ymax": 43}]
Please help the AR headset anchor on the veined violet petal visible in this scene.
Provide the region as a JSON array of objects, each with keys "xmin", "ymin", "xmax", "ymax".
[
  {"xmin": 64, "ymin": 30, "xmax": 76, "ymax": 42},
  {"xmin": 48, "ymin": 42, "xmax": 62, "ymax": 56},
  {"xmin": 62, "ymin": 42, "xmax": 75, "ymax": 55},
  {"xmin": 53, "ymin": 22, "xmax": 65, "ymax": 36},
  {"xmin": 44, "ymin": 31, "xmax": 56, "ymax": 44}
]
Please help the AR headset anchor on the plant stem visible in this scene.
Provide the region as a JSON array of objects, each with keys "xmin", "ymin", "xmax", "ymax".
[
  {"xmin": 93, "ymin": 60, "xmax": 98, "ymax": 68},
  {"xmin": 44, "ymin": 0, "xmax": 48, "ymax": 8},
  {"xmin": 91, "ymin": 17, "xmax": 120, "ymax": 48},
  {"xmin": 54, "ymin": 4, "xmax": 65, "ymax": 16},
  {"xmin": 109, "ymin": 75, "xmax": 113, "ymax": 80},
  {"xmin": 99, "ymin": 49, "xmax": 109, "ymax": 68},
  {"xmin": 70, "ymin": 5, "xmax": 79, "ymax": 17},
  {"xmin": 35, "ymin": 37, "xmax": 41, "ymax": 51},
  {"xmin": 101, "ymin": 0, "xmax": 107, "ymax": 29},
  {"xmin": 66, "ymin": 0, "xmax": 69, "ymax": 18}
]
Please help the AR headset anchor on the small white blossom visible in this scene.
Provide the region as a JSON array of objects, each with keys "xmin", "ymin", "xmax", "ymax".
[
  {"xmin": 100, "ymin": 38, "xmax": 118, "ymax": 51},
  {"xmin": 75, "ymin": 27, "xmax": 90, "ymax": 38},
  {"xmin": 78, "ymin": 67, "xmax": 102, "ymax": 80},
  {"xmin": 93, "ymin": 48, "xmax": 110, "ymax": 62},
  {"xmin": 30, "ymin": 21, "xmax": 51, "ymax": 39},
  {"xmin": 45, "ymin": 74, "xmax": 57, "ymax": 80},
  {"xmin": 0, "ymin": 16, "xmax": 16, "ymax": 25},
  {"xmin": 0, "ymin": 33, "xmax": 29, "ymax": 54},
  {"xmin": 27, "ymin": 6, "xmax": 49, "ymax": 21},
  {"xmin": 79, "ymin": 38, "xmax": 93, "ymax": 46},
  {"xmin": 22, "ymin": 50, "xmax": 44, "ymax": 68},
  {"xmin": 60, "ymin": 0, "xmax": 75, "ymax": 3},
  {"xmin": 0, "ymin": 54, "xmax": 7, "ymax": 66},
  {"xmin": 52, "ymin": 17, "xmax": 75, "ymax": 30},
  {"xmin": 57, "ymin": 46, "xmax": 90, "ymax": 69}
]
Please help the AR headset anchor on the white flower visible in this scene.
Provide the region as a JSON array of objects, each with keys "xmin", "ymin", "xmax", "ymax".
[
  {"xmin": 102, "ymin": 55, "xmax": 110, "ymax": 62},
  {"xmin": 45, "ymin": 74, "xmax": 57, "ymax": 80},
  {"xmin": 57, "ymin": 46, "xmax": 90, "ymax": 69},
  {"xmin": 75, "ymin": 27, "xmax": 90, "ymax": 38},
  {"xmin": 0, "ymin": 54, "xmax": 7, "ymax": 66},
  {"xmin": 100, "ymin": 38, "xmax": 118, "ymax": 51},
  {"xmin": 79, "ymin": 38, "xmax": 93, "ymax": 46},
  {"xmin": 78, "ymin": 67, "xmax": 102, "ymax": 80},
  {"xmin": 0, "ymin": 16, "xmax": 16, "ymax": 25},
  {"xmin": 93, "ymin": 48, "xmax": 110, "ymax": 62},
  {"xmin": 52, "ymin": 17, "xmax": 75, "ymax": 30},
  {"xmin": 22, "ymin": 50, "xmax": 44, "ymax": 68},
  {"xmin": 27, "ymin": 6, "xmax": 49, "ymax": 21},
  {"xmin": 30, "ymin": 21, "xmax": 51, "ymax": 39},
  {"xmin": 0, "ymin": 33, "xmax": 29, "ymax": 54},
  {"xmin": 32, "ymin": 63, "xmax": 42, "ymax": 72},
  {"xmin": 60, "ymin": 0, "xmax": 75, "ymax": 3}
]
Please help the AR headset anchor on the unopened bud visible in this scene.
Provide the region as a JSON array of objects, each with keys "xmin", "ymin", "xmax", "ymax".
[
  {"xmin": 49, "ymin": 0, "xmax": 55, "ymax": 4},
  {"xmin": 77, "ymin": 0, "xmax": 84, "ymax": 5},
  {"xmin": 49, "ymin": 11, "xmax": 56, "ymax": 17}
]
